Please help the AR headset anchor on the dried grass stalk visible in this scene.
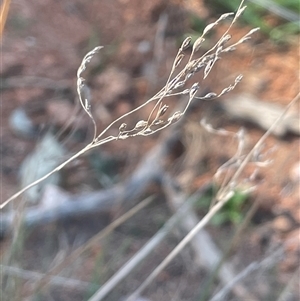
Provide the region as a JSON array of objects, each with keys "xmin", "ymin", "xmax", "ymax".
[{"xmin": 1, "ymin": 0, "xmax": 259, "ymax": 209}]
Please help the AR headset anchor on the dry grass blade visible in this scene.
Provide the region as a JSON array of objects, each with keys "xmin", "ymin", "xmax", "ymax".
[
  {"xmin": 25, "ymin": 196, "xmax": 154, "ymax": 298},
  {"xmin": 0, "ymin": 265, "xmax": 94, "ymax": 290},
  {"xmin": 77, "ymin": 46, "xmax": 103, "ymax": 138},
  {"xmin": 209, "ymin": 245, "xmax": 286, "ymax": 301},
  {"xmin": 0, "ymin": 143, "xmax": 94, "ymax": 209},
  {"xmin": 162, "ymin": 176, "xmax": 257, "ymax": 301},
  {"xmin": 199, "ymin": 198, "xmax": 261, "ymax": 300},
  {"xmin": 124, "ymin": 92, "xmax": 300, "ymax": 301},
  {"xmin": 87, "ymin": 184, "xmax": 212, "ymax": 301},
  {"xmin": 217, "ymin": 92, "xmax": 299, "ymax": 200},
  {"xmin": 1, "ymin": 0, "xmax": 258, "ymax": 212}
]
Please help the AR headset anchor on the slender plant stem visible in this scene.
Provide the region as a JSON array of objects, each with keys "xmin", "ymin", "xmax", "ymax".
[
  {"xmin": 27, "ymin": 196, "xmax": 154, "ymax": 297},
  {"xmin": 125, "ymin": 92, "xmax": 300, "ymax": 300},
  {"xmin": 0, "ymin": 137, "xmax": 116, "ymax": 209},
  {"xmin": 87, "ymin": 184, "xmax": 211, "ymax": 301}
]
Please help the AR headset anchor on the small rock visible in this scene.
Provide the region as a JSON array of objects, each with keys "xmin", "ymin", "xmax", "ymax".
[{"xmin": 9, "ymin": 108, "xmax": 37, "ymax": 138}]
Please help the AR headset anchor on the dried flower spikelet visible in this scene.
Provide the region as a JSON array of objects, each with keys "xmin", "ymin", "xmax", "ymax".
[
  {"xmin": 185, "ymin": 60, "xmax": 198, "ymax": 73},
  {"xmin": 77, "ymin": 46, "xmax": 103, "ymax": 79},
  {"xmin": 174, "ymin": 81, "xmax": 185, "ymax": 89},
  {"xmin": 223, "ymin": 45, "xmax": 236, "ymax": 53},
  {"xmin": 158, "ymin": 105, "xmax": 169, "ymax": 117},
  {"xmin": 186, "ymin": 71, "xmax": 195, "ymax": 81},
  {"xmin": 194, "ymin": 62, "xmax": 205, "ymax": 73},
  {"xmin": 143, "ymin": 128, "xmax": 152, "ymax": 135},
  {"xmin": 119, "ymin": 123, "xmax": 127, "ymax": 132},
  {"xmin": 218, "ymin": 75, "xmax": 243, "ymax": 97},
  {"xmin": 235, "ymin": 74, "xmax": 243, "ymax": 83},
  {"xmin": 203, "ymin": 23, "xmax": 216, "ymax": 35},
  {"xmin": 219, "ymin": 12, "xmax": 234, "ymax": 21},
  {"xmin": 216, "ymin": 46, "xmax": 223, "ymax": 56},
  {"xmin": 219, "ymin": 34, "xmax": 232, "ymax": 46},
  {"xmin": 180, "ymin": 36, "xmax": 192, "ymax": 51},
  {"xmin": 203, "ymin": 92, "xmax": 217, "ymax": 99},
  {"xmin": 174, "ymin": 54, "xmax": 185, "ymax": 68},
  {"xmin": 189, "ymin": 83, "xmax": 200, "ymax": 98},
  {"xmin": 135, "ymin": 120, "xmax": 148, "ymax": 130},
  {"xmin": 85, "ymin": 99, "xmax": 91, "ymax": 112},
  {"xmin": 118, "ymin": 133, "xmax": 129, "ymax": 140},
  {"xmin": 168, "ymin": 111, "xmax": 182, "ymax": 123},
  {"xmin": 236, "ymin": 5, "xmax": 247, "ymax": 18},
  {"xmin": 248, "ymin": 27, "xmax": 260, "ymax": 35},
  {"xmin": 153, "ymin": 119, "xmax": 164, "ymax": 126},
  {"xmin": 193, "ymin": 37, "xmax": 205, "ymax": 52},
  {"xmin": 204, "ymin": 59, "xmax": 216, "ymax": 79},
  {"xmin": 239, "ymin": 28, "xmax": 260, "ymax": 43}
]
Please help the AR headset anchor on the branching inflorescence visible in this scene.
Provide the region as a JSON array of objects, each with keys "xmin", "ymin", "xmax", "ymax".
[
  {"xmin": 1, "ymin": 0, "xmax": 259, "ymax": 209},
  {"xmin": 78, "ymin": 4, "xmax": 259, "ymax": 143}
]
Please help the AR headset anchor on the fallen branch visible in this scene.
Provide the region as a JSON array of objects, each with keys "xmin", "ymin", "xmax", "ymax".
[
  {"xmin": 124, "ymin": 92, "xmax": 300, "ymax": 301},
  {"xmin": 25, "ymin": 196, "xmax": 154, "ymax": 298},
  {"xmin": 221, "ymin": 93, "xmax": 300, "ymax": 137},
  {"xmin": 162, "ymin": 175, "xmax": 257, "ymax": 301},
  {"xmin": 0, "ymin": 128, "xmax": 180, "ymax": 237},
  {"xmin": 87, "ymin": 183, "xmax": 212, "ymax": 301}
]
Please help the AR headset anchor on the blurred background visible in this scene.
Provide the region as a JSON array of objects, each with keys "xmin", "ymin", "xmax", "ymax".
[{"xmin": 1, "ymin": 0, "xmax": 299, "ymax": 300}]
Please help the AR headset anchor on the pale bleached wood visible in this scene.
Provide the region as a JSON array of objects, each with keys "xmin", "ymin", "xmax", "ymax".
[
  {"xmin": 162, "ymin": 175, "xmax": 258, "ymax": 301},
  {"xmin": 87, "ymin": 184, "xmax": 212, "ymax": 301},
  {"xmin": 0, "ymin": 129, "xmax": 178, "ymax": 237}
]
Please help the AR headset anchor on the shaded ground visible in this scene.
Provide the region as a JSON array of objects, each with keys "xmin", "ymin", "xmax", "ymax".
[{"xmin": 1, "ymin": 0, "xmax": 299, "ymax": 300}]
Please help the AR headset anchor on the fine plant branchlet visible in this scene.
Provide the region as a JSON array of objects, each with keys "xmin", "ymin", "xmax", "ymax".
[
  {"xmin": 124, "ymin": 91, "xmax": 300, "ymax": 301},
  {"xmin": 1, "ymin": 1, "xmax": 258, "ymax": 210},
  {"xmin": 3, "ymin": 1, "xmax": 300, "ymax": 300}
]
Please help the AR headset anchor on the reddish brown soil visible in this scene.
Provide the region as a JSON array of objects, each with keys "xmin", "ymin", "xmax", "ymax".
[{"xmin": 1, "ymin": 0, "xmax": 299, "ymax": 300}]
